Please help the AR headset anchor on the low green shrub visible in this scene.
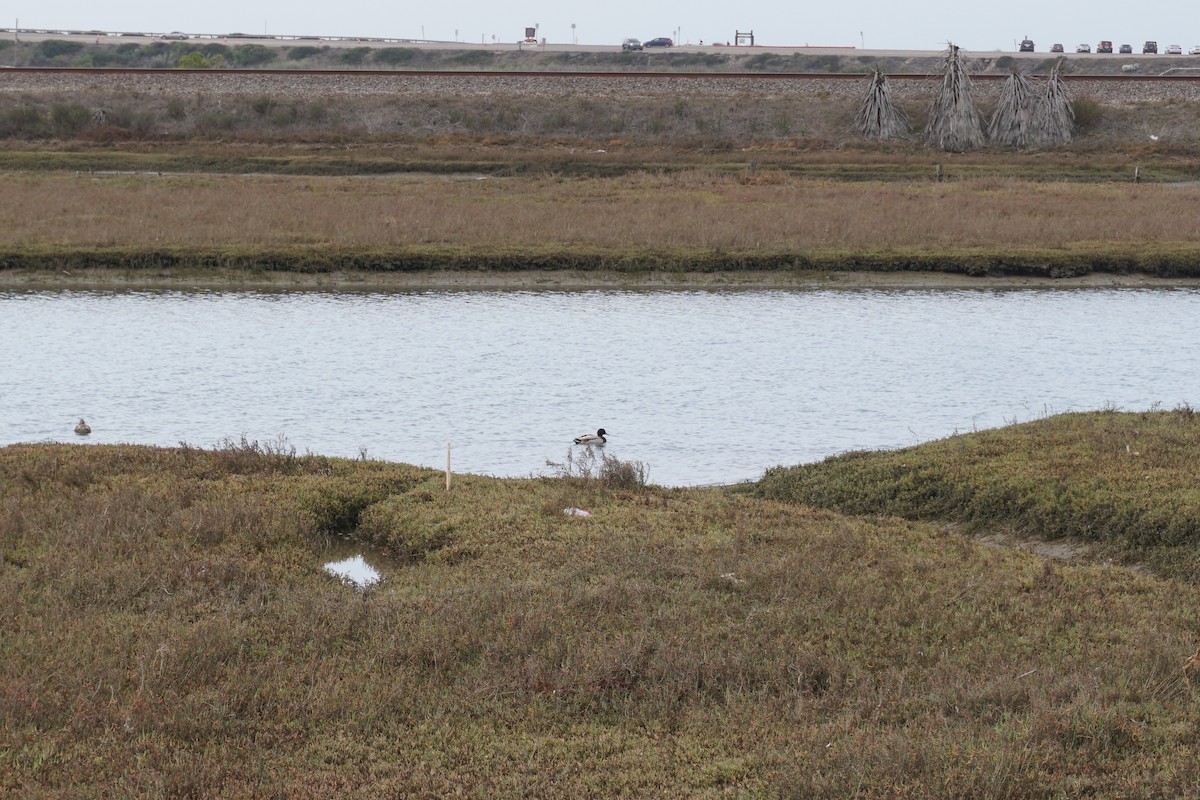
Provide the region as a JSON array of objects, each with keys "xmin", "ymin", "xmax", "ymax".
[
  {"xmin": 177, "ymin": 51, "xmax": 211, "ymax": 69},
  {"xmin": 449, "ymin": 50, "xmax": 494, "ymax": 66},
  {"xmin": 356, "ymin": 485, "xmax": 457, "ymax": 559},
  {"xmin": 1071, "ymin": 96, "xmax": 1103, "ymax": 131},
  {"xmin": 231, "ymin": 44, "xmax": 276, "ymax": 66},
  {"xmin": 339, "ymin": 47, "xmax": 372, "ymax": 65},
  {"xmin": 288, "ymin": 45, "xmax": 324, "ymax": 60},
  {"xmin": 50, "ymin": 102, "xmax": 91, "ymax": 136},
  {"xmin": 102, "ymin": 105, "xmax": 155, "ymax": 136},
  {"xmin": 251, "ymin": 96, "xmax": 277, "ymax": 116},
  {"xmin": 753, "ymin": 409, "xmax": 1200, "ymax": 578},
  {"xmin": 86, "ymin": 49, "xmax": 132, "ymax": 67},
  {"xmin": 35, "ymin": 39, "xmax": 84, "ymax": 60},
  {"xmin": 0, "ymin": 106, "xmax": 47, "ymax": 138},
  {"xmin": 374, "ymin": 47, "xmax": 415, "ymax": 65},
  {"xmin": 743, "ymin": 53, "xmax": 783, "ymax": 71},
  {"xmin": 269, "ymin": 105, "xmax": 300, "ymax": 126}
]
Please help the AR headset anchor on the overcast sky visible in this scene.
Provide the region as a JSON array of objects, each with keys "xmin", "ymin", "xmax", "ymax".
[{"xmin": 9, "ymin": 1, "xmax": 1196, "ymax": 52}]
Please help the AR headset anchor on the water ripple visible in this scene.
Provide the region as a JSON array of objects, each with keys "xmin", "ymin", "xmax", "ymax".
[{"xmin": 2, "ymin": 287, "xmax": 1198, "ymax": 485}]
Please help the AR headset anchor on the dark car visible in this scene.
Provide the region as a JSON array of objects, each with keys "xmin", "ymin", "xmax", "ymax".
[
  {"xmin": 621, "ymin": 38, "xmax": 643, "ymax": 51},
  {"xmin": 1119, "ymin": 44, "xmax": 1133, "ymax": 53},
  {"xmin": 1019, "ymin": 38, "xmax": 1035, "ymax": 52},
  {"xmin": 1097, "ymin": 40, "xmax": 1113, "ymax": 53},
  {"xmin": 1050, "ymin": 43, "xmax": 1064, "ymax": 53},
  {"xmin": 1143, "ymin": 41, "xmax": 1158, "ymax": 53},
  {"xmin": 644, "ymin": 37, "xmax": 673, "ymax": 47}
]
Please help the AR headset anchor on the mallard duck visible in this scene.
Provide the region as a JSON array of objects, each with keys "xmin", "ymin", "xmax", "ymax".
[
  {"xmin": 573, "ymin": 428, "xmax": 608, "ymax": 446},
  {"xmin": 74, "ymin": 419, "xmax": 91, "ymax": 436}
]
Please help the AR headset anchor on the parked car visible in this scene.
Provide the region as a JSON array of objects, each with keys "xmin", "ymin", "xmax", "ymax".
[
  {"xmin": 1191, "ymin": 45, "xmax": 1200, "ymax": 55},
  {"xmin": 161, "ymin": 31, "xmax": 189, "ymax": 40},
  {"xmin": 1076, "ymin": 43, "xmax": 1091, "ymax": 53},
  {"xmin": 644, "ymin": 37, "xmax": 673, "ymax": 47},
  {"xmin": 1097, "ymin": 40, "xmax": 1113, "ymax": 53},
  {"xmin": 1018, "ymin": 38, "xmax": 1035, "ymax": 52},
  {"xmin": 1050, "ymin": 43, "xmax": 1064, "ymax": 53},
  {"xmin": 1119, "ymin": 44, "xmax": 1133, "ymax": 53},
  {"xmin": 1143, "ymin": 41, "xmax": 1158, "ymax": 53},
  {"xmin": 1167, "ymin": 44, "xmax": 1183, "ymax": 55},
  {"xmin": 621, "ymin": 37, "xmax": 642, "ymax": 51}
]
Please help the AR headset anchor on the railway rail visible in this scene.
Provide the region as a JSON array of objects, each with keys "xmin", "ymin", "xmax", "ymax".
[{"xmin": 3, "ymin": 66, "xmax": 1200, "ymax": 81}]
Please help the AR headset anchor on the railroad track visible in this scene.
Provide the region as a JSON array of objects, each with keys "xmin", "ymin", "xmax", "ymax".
[{"xmin": 3, "ymin": 66, "xmax": 1200, "ymax": 81}]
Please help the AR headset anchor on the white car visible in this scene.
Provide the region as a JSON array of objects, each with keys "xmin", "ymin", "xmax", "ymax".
[
  {"xmin": 1191, "ymin": 46, "xmax": 1200, "ymax": 55},
  {"xmin": 1166, "ymin": 44, "xmax": 1183, "ymax": 55},
  {"xmin": 1075, "ymin": 43, "xmax": 1091, "ymax": 53}
]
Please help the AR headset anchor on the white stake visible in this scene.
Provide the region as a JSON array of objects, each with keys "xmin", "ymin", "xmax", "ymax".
[{"xmin": 446, "ymin": 442, "xmax": 452, "ymax": 490}]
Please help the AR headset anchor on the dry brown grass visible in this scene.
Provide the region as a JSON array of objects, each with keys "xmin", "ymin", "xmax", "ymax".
[
  {"xmin": 4, "ymin": 170, "xmax": 1200, "ymax": 253},
  {"xmin": 1186, "ymin": 647, "xmax": 1200, "ymax": 689},
  {"xmin": 5, "ymin": 434, "xmax": 1200, "ymax": 797}
]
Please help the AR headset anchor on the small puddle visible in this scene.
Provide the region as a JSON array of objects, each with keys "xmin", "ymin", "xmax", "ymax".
[
  {"xmin": 325, "ymin": 554, "xmax": 381, "ymax": 588},
  {"xmin": 318, "ymin": 536, "xmax": 396, "ymax": 589}
]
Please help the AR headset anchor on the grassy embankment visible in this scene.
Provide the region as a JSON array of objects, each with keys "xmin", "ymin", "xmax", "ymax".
[
  {"xmin": 4, "ymin": 413, "xmax": 1200, "ymax": 796},
  {"xmin": 754, "ymin": 408, "xmax": 1200, "ymax": 581},
  {"xmin": 0, "ymin": 37, "xmax": 1049, "ymax": 74},
  {"xmin": 0, "ymin": 35, "xmax": 1182, "ymax": 76},
  {"xmin": 4, "ymin": 37, "xmax": 893, "ymax": 73},
  {"xmin": 3, "ymin": 167, "xmax": 1200, "ymax": 282}
]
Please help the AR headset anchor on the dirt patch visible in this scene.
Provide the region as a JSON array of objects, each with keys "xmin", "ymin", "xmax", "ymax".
[
  {"xmin": 977, "ymin": 529, "xmax": 1092, "ymax": 562},
  {"xmin": 972, "ymin": 524, "xmax": 1153, "ymax": 575}
]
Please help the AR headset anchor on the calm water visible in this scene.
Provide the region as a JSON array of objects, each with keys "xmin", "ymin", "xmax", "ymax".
[{"xmin": 3, "ymin": 288, "xmax": 1198, "ymax": 485}]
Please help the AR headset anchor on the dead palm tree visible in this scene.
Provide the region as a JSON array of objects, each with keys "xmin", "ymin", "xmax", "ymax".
[
  {"xmin": 854, "ymin": 68, "xmax": 910, "ymax": 140},
  {"xmin": 1031, "ymin": 63, "xmax": 1075, "ymax": 147},
  {"xmin": 988, "ymin": 68, "xmax": 1035, "ymax": 147},
  {"xmin": 924, "ymin": 44, "xmax": 985, "ymax": 152}
]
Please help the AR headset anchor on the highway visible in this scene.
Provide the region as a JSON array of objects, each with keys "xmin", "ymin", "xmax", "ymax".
[{"xmin": 4, "ymin": 28, "xmax": 1199, "ymax": 60}]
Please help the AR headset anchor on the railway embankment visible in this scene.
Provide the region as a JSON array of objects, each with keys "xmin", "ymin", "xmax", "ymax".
[
  {"xmin": 3, "ymin": 69, "xmax": 1200, "ymax": 104},
  {"xmin": 3, "ymin": 68, "xmax": 1199, "ymax": 152}
]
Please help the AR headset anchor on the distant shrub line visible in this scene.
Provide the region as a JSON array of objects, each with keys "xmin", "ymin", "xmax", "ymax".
[{"xmin": 4, "ymin": 245, "xmax": 1200, "ymax": 278}]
